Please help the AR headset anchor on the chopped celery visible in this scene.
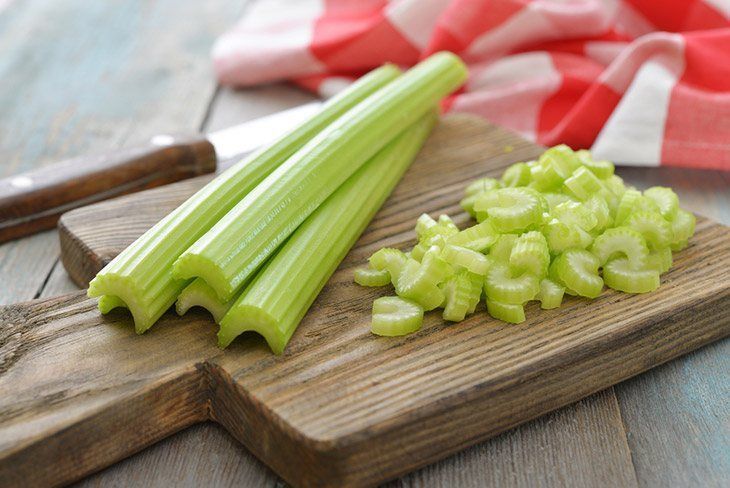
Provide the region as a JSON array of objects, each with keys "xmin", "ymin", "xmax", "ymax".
[
  {"xmin": 397, "ymin": 247, "xmax": 453, "ymax": 311},
  {"xmin": 669, "ymin": 208, "xmax": 696, "ymax": 245},
  {"xmin": 538, "ymin": 279, "xmax": 564, "ymax": 309},
  {"xmin": 646, "ymin": 247, "xmax": 673, "ymax": 274},
  {"xmin": 551, "ymin": 249, "xmax": 603, "ymax": 298},
  {"xmin": 484, "ymin": 262, "xmax": 540, "ymax": 304},
  {"xmin": 591, "ymin": 226, "xmax": 648, "ymax": 269},
  {"xmin": 176, "ymin": 278, "xmax": 232, "ymax": 323},
  {"xmin": 219, "ymin": 115, "xmax": 436, "ymax": 352},
  {"xmin": 474, "ymin": 188, "xmax": 542, "ymax": 232},
  {"xmin": 354, "ymin": 267, "xmax": 391, "ymax": 287},
  {"xmin": 370, "ymin": 297, "xmax": 424, "ymax": 336},
  {"xmin": 446, "ymin": 220, "xmax": 498, "ymax": 252},
  {"xmin": 509, "ymin": 231, "xmax": 549, "ymax": 278},
  {"xmin": 87, "ymin": 64, "xmax": 400, "ymax": 333},
  {"xmin": 553, "ymin": 201, "xmax": 597, "ymax": 232},
  {"xmin": 644, "ymin": 186, "xmax": 678, "ymax": 220},
  {"xmin": 370, "ymin": 248, "xmax": 408, "ymax": 287},
  {"xmin": 98, "ymin": 295, "xmax": 125, "ymax": 314},
  {"xmin": 603, "ymin": 258, "xmax": 660, "ymax": 293},
  {"xmin": 486, "ymin": 299, "xmax": 525, "ymax": 324},
  {"xmin": 502, "ymin": 163, "xmax": 531, "ymax": 187},
  {"xmin": 576, "ymin": 149, "xmax": 614, "ymax": 179},
  {"xmin": 490, "ymin": 234, "xmax": 518, "ymax": 262},
  {"xmin": 563, "ymin": 166, "xmax": 605, "ymax": 201},
  {"xmin": 441, "ymin": 273, "xmax": 473, "ymax": 322},
  {"xmin": 626, "ymin": 211, "xmax": 672, "ymax": 249},
  {"xmin": 542, "ymin": 218, "xmax": 584, "ymax": 253},
  {"xmin": 415, "ymin": 213, "xmax": 438, "ymax": 237},
  {"xmin": 465, "ymin": 177, "xmax": 502, "ymax": 196},
  {"xmin": 174, "ymin": 53, "xmax": 467, "ymax": 302},
  {"xmin": 441, "ymin": 244, "xmax": 490, "ymax": 276}
]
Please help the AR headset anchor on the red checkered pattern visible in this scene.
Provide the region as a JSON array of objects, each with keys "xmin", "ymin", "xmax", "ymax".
[{"xmin": 213, "ymin": 0, "xmax": 730, "ymax": 170}]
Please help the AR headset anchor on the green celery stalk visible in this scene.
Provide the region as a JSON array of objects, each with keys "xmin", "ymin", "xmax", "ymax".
[
  {"xmin": 176, "ymin": 278, "xmax": 232, "ymax": 323},
  {"xmin": 218, "ymin": 113, "xmax": 437, "ymax": 354},
  {"xmin": 173, "ymin": 52, "xmax": 468, "ymax": 302},
  {"xmin": 86, "ymin": 65, "xmax": 400, "ymax": 333}
]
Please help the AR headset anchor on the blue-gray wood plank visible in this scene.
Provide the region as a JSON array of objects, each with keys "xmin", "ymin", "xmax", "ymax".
[{"xmin": 1, "ymin": 1, "xmax": 727, "ymax": 487}]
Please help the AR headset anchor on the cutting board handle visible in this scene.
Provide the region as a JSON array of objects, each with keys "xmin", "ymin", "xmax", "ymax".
[{"xmin": 0, "ymin": 133, "xmax": 216, "ymax": 243}]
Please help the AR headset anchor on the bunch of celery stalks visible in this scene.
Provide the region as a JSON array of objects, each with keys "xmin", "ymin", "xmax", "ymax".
[{"xmin": 88, "ymin": 52, "xmax": 469, "ymax": 354}]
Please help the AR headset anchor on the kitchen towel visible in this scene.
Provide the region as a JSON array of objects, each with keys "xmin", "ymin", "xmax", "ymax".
[{"xmin": 213, "ymin": 0, "xmax": 730, "ymax": 170}]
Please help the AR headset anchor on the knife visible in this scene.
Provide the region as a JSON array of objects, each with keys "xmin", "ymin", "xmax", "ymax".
[{"xmin": 0, "ymin": 101, "xmax": 322, "ymax": 243}]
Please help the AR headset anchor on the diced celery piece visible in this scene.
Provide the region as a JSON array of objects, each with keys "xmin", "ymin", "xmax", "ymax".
[
  {"xmin": 509, "ymin": 231, "xmax": 549, "ymax": 278},
  {"xmin": 502, "ymin": 162, "xmax": 531, "ymax": 187},
  {"xmin": 538, "ymin": 279, "xmax": 564, "ymax": 309},
  {"xmin": 370, "ymin": 296, "xmax": 424, "ymax": 336},
  {"xmin": 486, "ymin": 299, "xmax": 525, "ymax": 324},
  {"xmin": 415, "ymin": 213, "xmax": 438, "ymax": 237},
  {"xmin": 465, "ymin": 177, "xmax": 501, "ymax": 196},
  {"xmin": 441, "ymin": 272, "xmax": 473, "ymax": 322},
  {"xmin": 87, "ymin": 64, "xmax": 401, "ymax": 333},
  {"xmin": 669, "ymin": 208, "xmax": 696, "ymax": 246},
  {"xmin": 553, "ymin": 201, "xmax": 597, "ymax": 232},
  {"xmin": 644, "ymin": 186, "xmax": 679, "ymax": 220},
  {"xmin": 218, "ymin": 114, "xmax": 435, "ymax": 353},
  {"xmin": 603, "ymin": 258, "xmax": 660, "ymax": 294},
  {"xmin": 591, "ymin": 226, "xmax": 649, "ymax": 269},
  {"xmin": 441, "ymin": 244, "xmax": 490, "ymax": 276},
  {"xmin": 397, "ymin": 247, "xmax": 453, "ymax": 310},
  {"xmin": 370, "ymin": 248, "xmax": 408, "ymax": 287},
  {"xmin": 542, "ymin": 218, "xmax": 584, "ymax": 253},
  {"xmin": 646, "ymin": 247, "xmax": 672, "ymax": 274},
  {"xmin": 576, "ymin": 149, "xmax": 614, "ymax": 179},
  {"xmin": 98, "ymin": 295, "xmax": 126, "ymax": 314},
  {"xmin": 563, "ymin": 166, "xmax": 605, "ymax": 201},
  {"xmin": 544, "ymin": 192, "xmax": 576, "ymax": 212},
  {"xmin": 174, "ymin": 52, "xmax": 467, "ymax": 302},
  {"xmin": 446, "ymin": 219, "xmax": 498, "ymax": 252},
  {"xmin": 473, "ymin": 187, "xmax": 542, "ymax": 232},
  {"xmin": 585, "ymin": 195, "xmax": 612, "ymax": 232},
  {"xmin": 354, "ymin": 267, "xmax": 391, "ymax": 287},
  {"xmin": 176, "ymin": 278, "xmax": 232, "ymax": 323},
  {"xmin": 551, "ymin": 249, "xmax": 603, "ymax": 298},
  {"xmin": 626, "ymin": 211, "xmax": 672, "ymax": 249},
  {"xmin": 484, "ymin": 262, "xmax": 540, "ymax": 304},
  {"xmin": 490, "ymin": 234, "xmax": 519, "ymax": 262}
]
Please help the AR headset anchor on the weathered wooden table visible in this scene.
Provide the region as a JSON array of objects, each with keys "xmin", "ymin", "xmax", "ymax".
[{"xmin": 1, "ymin": 1, "xmax": 728, "ymax": 486}]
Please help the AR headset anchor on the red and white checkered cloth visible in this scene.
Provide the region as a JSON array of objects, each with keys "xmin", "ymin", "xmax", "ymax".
[{"xmin": 213, "ymin": 0, "xmax": 730, "ymax": 170}]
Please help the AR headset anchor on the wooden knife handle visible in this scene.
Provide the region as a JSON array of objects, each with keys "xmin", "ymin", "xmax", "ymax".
[{"xmin": 0, "ymin": 133, "xmax": 216, "ymax": 243}]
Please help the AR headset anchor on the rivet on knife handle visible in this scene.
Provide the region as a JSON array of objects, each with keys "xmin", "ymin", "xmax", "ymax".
[{"xmin": 0, "ymin": 134, "xmax": 216, "ymax": 243}]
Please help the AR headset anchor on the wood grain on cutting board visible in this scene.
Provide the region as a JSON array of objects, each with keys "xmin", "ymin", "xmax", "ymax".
[{"xmin": 2, "ymin": 116, "xmax": 728, "ymax": 487}]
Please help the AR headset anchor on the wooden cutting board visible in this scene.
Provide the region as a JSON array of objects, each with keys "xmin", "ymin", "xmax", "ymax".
[{"xmin": 2, "ymin": 115, "xmax": 729, "ymax": 488}]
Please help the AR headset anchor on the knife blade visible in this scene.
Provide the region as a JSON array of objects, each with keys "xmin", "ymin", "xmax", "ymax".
[{"xmin": 0, "ymin": 101, "xmax": 323, "ymax": 243}]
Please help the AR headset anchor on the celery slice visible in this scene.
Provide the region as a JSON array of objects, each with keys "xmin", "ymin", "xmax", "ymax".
[
  {"xmin": 509, "ymin": 231, "xmax": 549, "ymax": 278},
  {"xmin": 644, "ymin": 186, "xmax": 679, "ymax": 220},
  {"xmin": 626, "ymin": 211, "xmax": 672, "ymax": 249},
  {"xmin": 603, "ymin": 258, "xmax": 660, "ymax": 294},
  {"xmin": 176, "ymin": 278, "xmax": 232, "ymax": 323},
  {"xmin": 576, "ymin": 149, "xmax": 614, "ymax": 179},
  {"xmin": 354, "ymin": 267, "xmax": 391, "ymax": 287},
  {"xmin": 544, "ymin": 192, "xmax": 576, "ymax": 212},
  {"xmin": 446, "ymin": 220, "xmax": 498, "ymax": 252},
  {"xmin": 484, "ymin": 262, "xmax": 540, "ymax": 304},
  {"xmin": 370, "ymin": 296, "xmax": 424, "ymax": 336},
  {"xmin": 551, "ymin": 249, "xmax": 603, "ymax": 298},
  {"xmin": 396, "ymin": 247, "xmax": 453, "ymax": 310},
  {"xmin": 218, "ymin": 115, "xmax": 436, "ymax": 352},
  {"xmin": 465, "ymin": 177, "xmax": 502, "ymax": 196},
  {"xmin": 87, "ymin": 64, "xmax": 400, "ymax": 333},
  {"xmin": 174, "ymin": 53, "xmax": 467, "ymax": 301},
  {"xmin": 441, "ymin": 244, "xmax": 490, "ymax": 276},
  {"xmin": 591, "ymin": 226, "xmax": 649, "ymax": 269},
  {"xmin": 370, "ymin": 248, "xmax": 408, "ymax": 287},
  {"xmin": 669, "ymin": 208, "xmax": 696, "ymax": 245},
  {"xmin": 538, "ymin": 279, "xmax": 564, "ymax": 309},
  {"xmin": 646, "ymin": 247, "xmax": 673, "ymax": 274},
  {"xmin": 486, "ymin": 299, "xmax": 525, "ymax": 324},
  {"xmin": 553, "ymin": 201, "xmax": 597, "ymax": 232},
  {"xmin": 441, "ymin": 272, "xmax": 473, "ymax": 322},
  {"xmin": 563, "ymin": 166, "xmax": 605, "ymax": 201},
  {"xmin": 502, "ymin": 163, "xmax": 531, "ymax": 187},
  {"xmin": 585, "ymin": 195, "xmax": 612, "ymax": 232},
  {"xmin": 490, "ymin": 234, "xmax": 519, "ymax": 262},
  {"xmin": 542, "ymin": 218, "xmax": 584, "ymax": 253},
  {"xmin": 474, "ymin": 188, "xmax": 542, "ymax": 232},
  {"xmin": 415, "ymin": 213, "xmax": 438, "ymax": 237}
]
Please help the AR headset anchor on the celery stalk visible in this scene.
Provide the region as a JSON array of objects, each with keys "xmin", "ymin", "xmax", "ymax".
[
  {"xmin": 176, "ymin": 278, "xmax": 232, "ymax": 323},
  {"xmin": 173, "ymin": 52, "xmax": 468, "ymax": 302},
  {"xmin": 87, "ymin": 65, "xmax": 400, "ymax": 333},
  {"xmin": 218, "ymin": 114, "xmax": 437, "ymax": 353}
]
